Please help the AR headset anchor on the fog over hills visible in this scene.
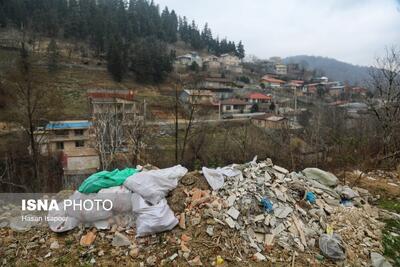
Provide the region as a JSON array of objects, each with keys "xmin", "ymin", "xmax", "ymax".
[{"xmin": 284, "ymin": 55, "xmax": 372, "ymax": 85}]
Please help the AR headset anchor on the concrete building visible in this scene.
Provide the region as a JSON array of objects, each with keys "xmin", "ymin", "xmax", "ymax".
[
  {"xmin": 87, "ymin": 89, "xmax": 140, "ymax": 120},
  {"xmin": 35, "ymin": 120, "xmax": 100, "ymax": 187},
  {"xmin": 251, "ymin": 114, "xmax": 288, "ymax": 129},
  {"xmin": 180, "ymin": 89, "xmax": 216, "ymax": 105},
  {"xmin": 220, "ymin": 98, "xmax": 251, "ymax": 114},
  {"xmin": 175, "ymin": 52, "xmax": 203, "ymax": 71},
  {"xmin": 274, "ymin": 64, "xmax": 287, "ymax": 76},
  {"xmin": 244, "ymin": 92, "xmax": 272, "ymax": 103}
]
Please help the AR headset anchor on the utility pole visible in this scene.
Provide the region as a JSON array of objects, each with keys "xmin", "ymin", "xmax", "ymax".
[{"xmin": 175, "ymin": 78, "xmax": 179, "ymax": 164}]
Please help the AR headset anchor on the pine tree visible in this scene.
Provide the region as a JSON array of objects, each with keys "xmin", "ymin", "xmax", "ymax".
[
  {"xmin": 47, "ymin": 39, "xmax": 60, "ymax": 72},
  {"xmin": 106, "ymin": 36, "xmax": 127, "ymax": 82},
  {"xmin": 236, "ymin": 41, "xmax": 245, "ymax": 59}
]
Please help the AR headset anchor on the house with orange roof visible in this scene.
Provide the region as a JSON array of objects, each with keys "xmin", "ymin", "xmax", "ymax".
[
  {"xmin": 260, "ymin": 75, "xmax": 285, "ymax": 88},
  {"xmin": 244, "ymin": 92, "xmax": 272, "ymax": 103}
]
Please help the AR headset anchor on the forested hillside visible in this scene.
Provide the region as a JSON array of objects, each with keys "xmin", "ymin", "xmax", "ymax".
[{"xmin": 0, "ymin": 0, "xmax": 245, "ymax": 83}]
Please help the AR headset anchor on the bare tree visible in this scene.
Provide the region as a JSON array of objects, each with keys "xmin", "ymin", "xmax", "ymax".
[
  {"xmin": 367, "ymin": 46, "xmax": 400, "ymax": 157},
  {"xmin": 1, "ymin": 41, "xmax": 63, "ymax": 190}
]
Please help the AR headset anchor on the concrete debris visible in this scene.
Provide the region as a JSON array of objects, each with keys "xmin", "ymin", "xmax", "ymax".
[
  {"xmin": 227, "ymin": 207, "xmax": 240, "ymax": 219},
  {"xmin": 111, "ymin": 232, "xmax": 131, "ymax": 247},
  {"xmin": 370, "ymin": 252, "xmax": 393, "ymax": 267}
]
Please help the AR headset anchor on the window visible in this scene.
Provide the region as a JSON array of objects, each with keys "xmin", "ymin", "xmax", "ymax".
[
  {"xmin": 75, "ymin": 140, "xmax": 84, "ymax": 147},
  {"xmin": 226, "ymin": 105, "xmax": 232, "ymax": 111},
  {"xmin": 55, "ymin": 130, "xmax": 68, "ymax": 136},
  {"xmin": 74, "ymin": 129, "xmax": 84, "ymax": 136},
  {"xmin": 56, "ymin": 142, "xmax": 64, "ymax": 150}
]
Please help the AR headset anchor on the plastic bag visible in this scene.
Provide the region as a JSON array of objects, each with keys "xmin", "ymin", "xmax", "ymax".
[
  {"xmin": 202, "ymin": 166, "xmax": 242, "ymax": 191},
  {"xmin": 78, "ymin": 168, "xmax": 140, "ymax": 193},
  {"xmin": 48, "ymin": 202, "xmax": 80, "ymax": 233},
  {"xmin": 65, "ymin": 191, "xmax": 113, "ymax": 222},
  {"xmin": 305, "ymin": 192, "xmax": 316, "ymax": 204},
  {"xmin": 131, "ymin": 194, "xmax": 178, "ymax": 237},
  {"xmin": 124, "ymin": 165, "xmax": 187, "ymax": 205},
  {"xmin": 260, "ymin": 197, "xmax": 273, "ymax": 212},
  {"xmin": 98, "ymin": 186, "xmax": 132, "ymax": 213},
  {"xmin": 319, "ymin": 233, "xmax": 346, "ymax": 260}
]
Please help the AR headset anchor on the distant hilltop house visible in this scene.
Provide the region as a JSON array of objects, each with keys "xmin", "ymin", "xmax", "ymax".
[
  {"xmin": 34, "ymin": 120, "xmax": 100, "ymax": 187},
  {"xmin": 260, "ymin": 75, "xmax": 285, "ymax": 88},
  {"xmin": 175, "ymin": 52, "xmax": 203, "ymax": 71},
  {"xmin": 218, "ymin": 53, "xmax": 243, "ymax": 74},
  {"xmin": 202, "ymin": 55, "xmax": 221, "ymax": 71},
  {"xmin": 274, "ymin": 63, "xmax": 287, "ymax": 76},
  {"xmin": 175, "ymin": 52, "xmax": 242, "ymax": 74},
  {"xmin": 87, "ymin": 89, "xmax": 140, "ymax": 120}
]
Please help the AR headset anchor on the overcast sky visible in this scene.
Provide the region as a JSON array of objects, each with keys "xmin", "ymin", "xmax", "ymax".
[{"xmin": 155, "ymin": 0, "xmax": 400, "ymax": 66}]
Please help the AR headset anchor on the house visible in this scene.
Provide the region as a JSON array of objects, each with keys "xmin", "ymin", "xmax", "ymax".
[
  {"xmin": 199, "ymin": 77, "xmax": 235, "ymax": 89},
  {"xmin": 175, "ymin": 52, "xmax": 203, "ymax": 69},
  {"xmin": 35, "ymin": 120, "xmax": 100, "ymax": 186},
  {"xmin": 302, "ymin": 83, "xmax": 318, "ymax": 95},
  {"xmin": 251, "ymin": 114, "xmax": 288, "ymax": 129},
  {"xmin": 274, "ymin": 64, "xmax": 287, "ymax": 76},
  {"xmin": 203, "ymin": 55, "xmax": 221, "ymax": 71},
  {"xmin": 260, "ymin": 75, "xmax": 285, "ymax": 88},
  {"xmin": 220, "ymin": 98, "xmax": 251, "ymax": 114},
  {"xmin": 245, "ymin": 92, "xmax": 272, "ymax": 103},
  {"xmin": 180, "ymin": 89, "xmax": 216, "ymax": 105},
  {"xmin": 313, "ymin": 76, "xmax": 329, "ymax": 84},
  {"xmin": 87, "ymin": 89, "xmax": 140, "ymax": 120},
  {"xmin": 219, "ymin": 53, "xmax": 243, "ymax": 74},
  {"xmin": 351, "ymin": 86, "xmax": 368, "ymax": 96},
  {"xmin": 285, "ymin": 80, "xmax": 304, "ymax": 90},
  {"xmin": 328, "ymin": 85, "xmax": 345, "ymax": 97}
]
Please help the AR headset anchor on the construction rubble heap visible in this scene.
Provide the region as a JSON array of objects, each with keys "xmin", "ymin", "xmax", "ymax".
[{"xmin": 0, "ymin": 158, "xmax": 399, "ymax": 266}]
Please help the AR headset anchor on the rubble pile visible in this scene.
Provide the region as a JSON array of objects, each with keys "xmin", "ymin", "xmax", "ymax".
[{"xmin": 0, "ymin": 158, "xmax": 398, "ymax": 266}]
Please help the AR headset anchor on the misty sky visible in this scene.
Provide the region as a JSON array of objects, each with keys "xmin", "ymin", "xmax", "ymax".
[{"xmin": 155, "ymin": 0, "xmax": 400, "ymax": 66}]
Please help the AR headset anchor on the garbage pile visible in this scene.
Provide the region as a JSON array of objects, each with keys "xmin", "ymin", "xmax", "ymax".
[{"xmin": 0, "ymin": 158, "xmax": 397, "ymax": 266}]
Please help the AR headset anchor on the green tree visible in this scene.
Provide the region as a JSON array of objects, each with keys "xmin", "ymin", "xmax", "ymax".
[
  {"xmin": 236, "ymin": 41, "xmax": 245, "ymax": 59},
  {"xmin": 46, "ymin": 39, "xmax": 60, "ymax": 72},
  {"xmin": 106, "ymin": 36, "xmax": 127, "ymax": 82},
  {"xmin": 129, "ymin": 37, "xmax": 173, "ymax": 83}
]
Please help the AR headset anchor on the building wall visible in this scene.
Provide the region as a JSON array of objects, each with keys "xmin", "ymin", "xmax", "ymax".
[{"xmin": 67, "ymin": 155, "xmax": 100, "ymax": 172}]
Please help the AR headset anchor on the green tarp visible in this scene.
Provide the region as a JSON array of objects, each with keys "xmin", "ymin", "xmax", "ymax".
[{"xmin": 78, "ymin": 168, "xmax": 140, "ymax": 193}]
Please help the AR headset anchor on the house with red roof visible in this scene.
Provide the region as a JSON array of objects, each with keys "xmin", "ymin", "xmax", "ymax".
[
  {"xmin": 260, "ymin": 75, "xmax": 285, "ymax": 88},
  {"xmin": 244, "ymin": 92, "xmax": 272, "ymax": 104}
]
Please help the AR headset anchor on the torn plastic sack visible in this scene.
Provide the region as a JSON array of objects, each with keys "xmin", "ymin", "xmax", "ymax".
[
  {"xmin": 202, "ymin": 166, "xmax": 242, "ymax": 191},
  {"xmin": 305, "ymin": 192, "xmax": 316, "ymax": 204},
  {"xmin": 98, "ymin": 186, "xmax": 133, "ymax": 213},
  {"xmin": 302, "ymin": 168, "xmax": 338, "ymax": 187},
  {"xmin": 131, "ymin": 193, "xmax": 178, "ymax": 237},
  {"xmin": 48, "ymin": 202, "xmax": 80, "ymax": 233},
  {"xmin": 335, "ymin": 185, "xmax": 359, "ymax": 200},
  {"xmin": 124, "ymin": 165, "xmax": 187, "ymax": 205},
  {"xmin": 79, "ymin": 168, "xmax": 140, "ymax": 194},
  {"xmin": 260, "ymin": 197, "xmax": 273, "ymax": 213},
  {"xmin": 319, "ymin": 233, "xmax": 346, "ymax": 260}
]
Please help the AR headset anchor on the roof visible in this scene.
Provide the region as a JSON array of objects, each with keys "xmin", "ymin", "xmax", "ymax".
[
  {"xmin": 46, "ymin": 121, "xmax": 92, "ymax": 130},
  {"xmin": 260, "ymin": 75, "xmax": 285, "ymax": 84},
  {"xmin": 246, "ymin": 92, "xmax": 272, "ymax": 100},
  {"xmin": 253, "ymin": 114, "xmax": 287, "ymax": 121},
  {"xmin": 87, "ymin": 90, "xmax": 135, "ymax": 101},
  {"xmin": 221, "ymin": 98, "xmax": 248, "ymax": 105},
  {"xmin": 204, "ymin": 77, "xmax": 231, "ymax": 83},
  {"xmin": 183, "ymin": 89, "xmax": 214, "ymax": 96}
]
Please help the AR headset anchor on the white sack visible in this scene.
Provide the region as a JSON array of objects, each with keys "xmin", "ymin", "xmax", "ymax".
[
  {"xmin": 202, "ymin": 166, "xmax": 242, "ymax": 191},
  {"xmin": 65, "ymin": 191, "xmax": 113, "ymax": 222},
  {"xmin": 124, "ymin": 165, "xmax": 188, "ymax": 205},
  {"xmin": 131, "ymin": 194, "xmax": 178, "ymax": 237},
  {"xmin": 99, "ymin": 185, "xmax": 133, "ymax": 213},
  {"xmin": 48, "ymin": 202, "xmax": 79, "ymax": 233}
]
